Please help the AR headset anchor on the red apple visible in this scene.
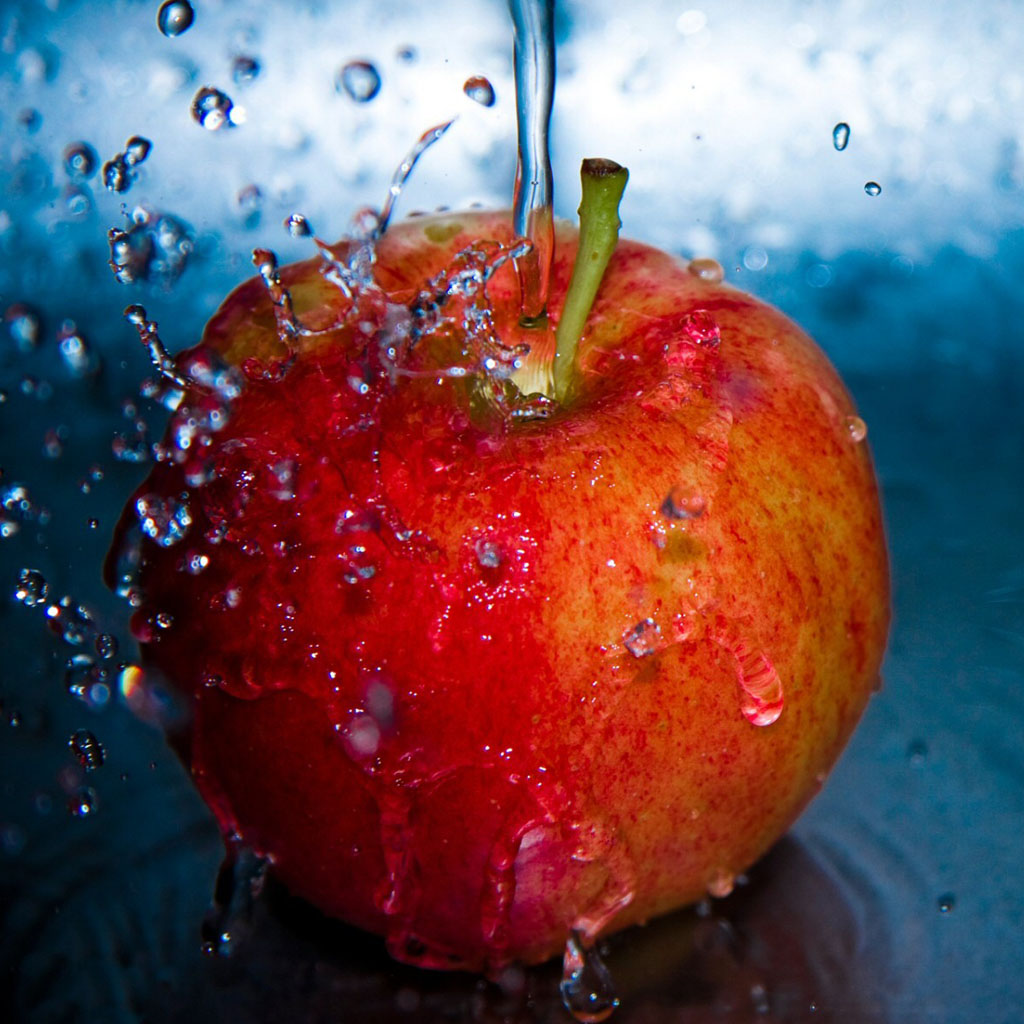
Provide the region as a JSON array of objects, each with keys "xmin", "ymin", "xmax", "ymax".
[{"xmin": 107, "ymin": 175, "xmax": 888, "ymax": 975}]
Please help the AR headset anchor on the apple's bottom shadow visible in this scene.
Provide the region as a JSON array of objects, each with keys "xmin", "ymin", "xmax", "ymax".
[{"xmin": 166, "ymin": 835, "xmax": 890, "ymax": 1024}]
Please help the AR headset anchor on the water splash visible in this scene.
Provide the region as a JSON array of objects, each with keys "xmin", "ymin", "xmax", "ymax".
[
  {"xmin": 560, "ymin": 931, "xmax": 619, "ymax": 1023},
  {"xmin": 374, "ymin": 119, "xmax": 454, "ymax": 238},
  {"xmin": 201, "ymin": 842, "xmax": 270, "ymax": 957}
]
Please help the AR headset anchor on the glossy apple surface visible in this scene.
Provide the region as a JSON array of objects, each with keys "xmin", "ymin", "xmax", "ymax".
[{"xmin": 108, "ymin": 210, "xmax": 889, "ymax": 971}]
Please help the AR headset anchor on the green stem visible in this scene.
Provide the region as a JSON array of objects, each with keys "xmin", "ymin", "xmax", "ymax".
[{"xmin": 552, "ymin": 158, "xmax": 629, "ymax": 402}]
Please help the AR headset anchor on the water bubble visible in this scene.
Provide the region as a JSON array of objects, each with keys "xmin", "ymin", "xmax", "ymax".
[
  {"xmin": 157, "ymin": 0, "xmax": 195, "ymax": 38},
  {"xmin": 623, "ymin": 618, "xmax": 661, "ymax": 658},
  {"xmin": 191, "ymin": 86, "xmax": 235, "ymax": 130},
  {"xmin": 679, "ymin": 309, "xmax": 721, "ymax": 348},
  {"xmin": 864, "ymin": 181, "xmax": 882, "ymax": 196},
  {"xmin": 135, "ymin": 493, "xmax": 192, "ymax": 547},
  {"xmin": 15, "ymin": 568, "xmax": 49, "ymax": 607},
  {"xmin": 463, "ymin": 75, "xmax": 496, "ymax": 107},
  {"xmin": 63, "ymin": 141, "xmax": 98, "ymax": 179},
  {"xmin": 687, "ymin": 257, "xmax": 724, "ymax": 283},
  {"xmin": 124, "ymin": 135, "xmax": 152, "ymax": 167},
  {"xmin": 284, "ymin": 213, "xmax": 312, "ymax": 237},
  {"xmin": 560, "ymin": 931, "xmax": 619, "ymax": 1024},
  {"xmin": 832, "ymin": 122, "xmax": 851, "ymax": 151},
  {"xmin": 67, "ymin": 787, "xmax": 98, "ymax": 818},
  {"xmin": 336, "ymin": 60, "xmax": 382, "ymax": 103},
  {"xmin": 4, "ymin": 304, "xmax": 41, "ymax": 351},
  {"xmin": 661, "ymin": 485, "xmax": 707, "ymax": 521},
  {"xmin": 69, "ymin": 729, "xmax": 105, "ymax": 771},
  {"xmin": 232, "ymin": 55, "xmax": 261, "ymax": 85},
  {"xmin": 845, "ymin": 415, "xmax": 868, "ymax": 442},
  {"xmin": 743, "ymin": 245, "xmax": 768, "ymax": 272},
  {"xmin": 937, "ymin": 892, "xmax": 956, "ymax": 913}
]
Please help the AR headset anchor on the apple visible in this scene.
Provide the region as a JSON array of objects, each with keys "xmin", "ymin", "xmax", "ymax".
[{"xmin": 107, "ymin": 159, "xmax": 888, "ymax": 979}]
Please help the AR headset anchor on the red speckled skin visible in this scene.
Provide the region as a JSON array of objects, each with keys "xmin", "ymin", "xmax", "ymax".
[{"xmin": 109, "ymin": 211, "xmax": 889, "ymax": 970}]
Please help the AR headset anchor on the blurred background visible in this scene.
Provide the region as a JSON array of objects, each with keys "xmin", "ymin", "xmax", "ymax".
[{"xmin": 1, "ymin": 0, "xmax": 1022, "ymax": 1020}]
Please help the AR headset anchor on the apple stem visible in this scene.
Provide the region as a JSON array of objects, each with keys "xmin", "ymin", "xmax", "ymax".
[{"xmin": 552, "ymin": 158, "xmax": 629, "ymax": 402}]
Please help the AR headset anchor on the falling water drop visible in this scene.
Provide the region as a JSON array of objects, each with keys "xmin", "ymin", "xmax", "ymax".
[
  {"xmin": 232, "ymin": 55, "xmax": 261, "ymax": 85},
  {"xmin": 463, "ymin": 75, "xmax": 496, "ymax": 107},
  {"xmin": 157, "ymin": 0, "xmax": 195, "ymax": 38},
  {"xmin": 864, "ymin": 181, "xmax": 882, "ymax": 197},
  {"xmin": 14, "ymin": 568, "xmax": 49, "ymax": 607},
  {"xmin": 191, "ymin": 87, "xmax": 235, "ymax": 130},
  {"xmin": 832, "ymin": 121, "xmax": 850, "ymax": 151},
  {"xmin": 336, "ymin": 60, "xmax": 382, "ymax": 103},
  {"xmin": 560, "ymin": 931, "xmax": 619, "ymax": 1024}
]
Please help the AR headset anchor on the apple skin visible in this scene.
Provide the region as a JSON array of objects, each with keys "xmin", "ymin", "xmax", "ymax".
[{"xmin": 109, "ymin": 210, "xmax": 889, "ymax": 971}]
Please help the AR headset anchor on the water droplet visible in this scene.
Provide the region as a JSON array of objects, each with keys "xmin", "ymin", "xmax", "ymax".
[
  {"xmin": 475, "ymin": 537, "xmax": 503, "ymax": 569},
  {"xmin": 560, "ymin": 931, "xmax": 619, "ymax": 1024},
  {"xmin": 5, "ymin": 304, "xmax": 42, "ymax": 351},
  {"xmin": 845, "ymin": 415, "xmax": 867, "ymax": 442},
  {"xmin": 69, "ymin": 729, "xmax": 105, "ymax": 771},
  {"xmin": 687, "ymin": 257, "xmax": 724, "ymax": 283},
  {"xmin": 463, "ymin": 75, "xmax": 496, "ymax": 107},
  {"xmin": 661, "ymin": 485, "xmax": 706, "ymax": 521},
  {"xmin": 17, "ymin": 108, "xmax": 41, "ymax": 133},
  {"xmin": 157, "ymin": 0, "xmax": 195, "ymax": 38},
  {"xmin": 284, "ymin": 213, "xmax": 312, "ymax": 237},
  {"xmin": 623, "ymin": 618, "xmax": 661, "ymax": 658},
  {"xmin": 191, "ymin": 86, "xmax": 235, "ymax": 130},
  {"xmin": 907, "ymin": 738, "xmax": 928, "ymax": 763},
  {"xmin": 237, "ymin": 184, "xmax": 262, "ymax": 228},
  {"xmin": 57, "ymin": 320, "xmax": 101, "ymax": 378},
  {"xmin": 124, "ymin": 135, "xmax": 152, "ymax": 167},
  {"xmin": 95, "ymin": 633, "xmax": 119, "ymax": 660},
  {"xmin": 937, "ymin": 892, "xmax": 956, "ymax": 913},
  {"xmin": 731, "ymin": 640, "xmax": 784, "ymax": 726},
  {"xmin": 750, "ymin": 981, "xmax": 771, "ymax": 1015},
  {"xmin": 679, "ymin": 309, "xmax": 721, "ymax": 348},
  {"xmin": 63, "ymin": 141, "xmax": 98, "ymax": 180},
  {"xmin": 864, "ymin": 181, "xmax": 882, "ymax": 197},
  {"xmin": 15, "ymin": 568, "xmax": 49, "ymax": 607},
  {"xmin": 68, "ymin": 787, "xmax": 98, "ymax": 818},
  {"xmin": 396, "ymin": 45, "xmax": 417, "ymax": 63},
  {"xmin": 232, "ymin": 55, "xmax": 260, "ymax": 85},
  {"xmin": 707, "ymin": 868, "xmax": 735, "ymax": 898},
  {"xmin": 336, "ymin": 60, "xmax": 382, "ymax": 103},
  {"xmin": 832, "ymin": 121, "xmax": 850, "ymax": 151},
  {"xmin": 135, "ymin": 493, "xmax": 192, "ymax": 547},
  {"xmin": 47, "ymin": 597, "xmax": 97, "ymax": 647},
  {"xmin": 102, "ymin": 153, "xmax": 131, "ymax": 193}
]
